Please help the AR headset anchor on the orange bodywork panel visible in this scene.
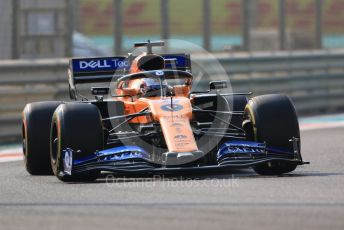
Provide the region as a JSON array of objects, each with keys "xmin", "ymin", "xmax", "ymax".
[
  {"xmin": 117, "ymin": 96, "xmax": 198, "ymax": 153},
  {"xmin": 145, "ymin": 97, "xmax": 198, "ymax": 153},
  {"xmin": 130, "ymin": 53, "xmax": 144, "ymax": 73},
  {"xmin": 173, "ymin": 85, "xmax": 191, "ymax": 97},
  {"xmin": 123, "ymin": 99, "xmax": 151, "ymax": 123}
]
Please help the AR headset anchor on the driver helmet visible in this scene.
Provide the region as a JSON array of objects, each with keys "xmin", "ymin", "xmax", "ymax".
[{"xmin": 140, "ymin": 78, "xmax": 172, "ymax": 97}]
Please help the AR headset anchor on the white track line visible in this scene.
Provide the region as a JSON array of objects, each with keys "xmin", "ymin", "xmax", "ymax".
[
  {"xmin": 0, "ymin": 156, "xmax": 23, "ymax": 163},
  {"xmin": 0, "ymin": 147, "xmax": 23, "ymax": 163},
  {"xmin": 300, "ymin": 121, "xmax": 344, "ymax": 131}
]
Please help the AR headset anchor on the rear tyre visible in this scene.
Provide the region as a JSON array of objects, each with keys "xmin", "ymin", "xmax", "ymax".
[
  {"xmin": 243, "ymin": 94, "xmax": 300, "ymax": 175},
  {"xmin": 50, "ymin": 103, "xmax": 103, "ymax": 182},
  {"xmin": 22, "ymin": 101, "xmax": 63, "ymax": 175}
]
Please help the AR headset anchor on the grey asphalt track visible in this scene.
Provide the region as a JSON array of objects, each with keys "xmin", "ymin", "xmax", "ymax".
[{"xmin": 0, "ymin": 127, "xmax": 344, "ymax": 230}]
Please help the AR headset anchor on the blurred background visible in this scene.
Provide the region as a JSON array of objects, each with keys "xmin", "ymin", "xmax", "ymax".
[
  {"xmin": 1, "ymin": 0, "xmax": 344, "ymax": 58},
  {"xmin": 1, "ymin": 0, "xmax": 344, "ymax": 142}
]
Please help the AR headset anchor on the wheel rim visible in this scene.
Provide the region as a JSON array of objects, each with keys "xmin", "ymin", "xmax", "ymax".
[
  {"xmin": 21, "ymin": 124, "xmax": 27, "ymax": 158},
  {"xmin": 22, "ymin": 139, "xmax": 26, "ymax": 157},
  {"xmin": 51, "ymin": 123, "xmax": 58, "ymax": 165},
  {"xmin": 51, "ymin": 138, "xmax": 58, "ymax": 164}
]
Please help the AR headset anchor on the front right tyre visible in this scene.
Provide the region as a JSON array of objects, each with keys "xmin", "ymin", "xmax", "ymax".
[{"xmin": 22, "ymin": 101, "xmax": 63, "ymax": 175}]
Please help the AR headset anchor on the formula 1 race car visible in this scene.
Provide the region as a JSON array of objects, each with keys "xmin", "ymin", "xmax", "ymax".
[{"xmin": 22, "ymin": 41, "xmax": 307, "ymax": 182}]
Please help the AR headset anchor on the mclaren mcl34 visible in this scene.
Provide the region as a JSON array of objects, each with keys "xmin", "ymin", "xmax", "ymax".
[{"xmin": 22, "ymin": 41, "xmax": 308, "ymax": 181}]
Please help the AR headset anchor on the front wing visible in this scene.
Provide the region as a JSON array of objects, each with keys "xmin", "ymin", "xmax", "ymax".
[{"xmin": 62, "ymin": 140, "xmax": 308, "ymax": 176}]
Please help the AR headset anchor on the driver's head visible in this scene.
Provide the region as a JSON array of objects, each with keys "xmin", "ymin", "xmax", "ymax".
[{"xmin": 139, "ymin": 78, "xmax": 170, "ymax": 97}]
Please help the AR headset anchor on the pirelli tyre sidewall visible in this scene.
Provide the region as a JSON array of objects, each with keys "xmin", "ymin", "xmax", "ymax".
[
  {"xmin": 244, "ymin": 94, "xmax": 300, "ymax": 175},
  {"xmin": 22, "ymin": 101, "xmax": 63, "ymax": 175},
  {"xmin": 50, "ymin": 103, "xmax": 103, "ymax": 182}
]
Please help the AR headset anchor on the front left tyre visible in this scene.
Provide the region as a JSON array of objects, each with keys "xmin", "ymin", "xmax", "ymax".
[
  {"xmin": 243, "ymin": 94, "xmax": 300, "ymax": 175},
  {"xmin": 50, "ymin": 103, "xmax": 104, "ymax": 182},
  {"xmin": 22, "ymin": 101, "xmax": 63, "ymax": 175}
]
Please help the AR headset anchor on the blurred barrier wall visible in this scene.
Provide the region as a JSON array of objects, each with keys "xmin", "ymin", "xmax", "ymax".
[
  {"xmin": 0, "ymin": 0, "xmax": 14, "ymax": 59},
  {"xmin": 0, "ymin": 0, "xmax": 71, "ymax": 59},
  {"xmin": 1, "ymin": 50, "xmax": 344, "ymax": 142}
]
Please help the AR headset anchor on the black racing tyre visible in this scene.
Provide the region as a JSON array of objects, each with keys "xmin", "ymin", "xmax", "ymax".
[
  {"xmin": 50, "ymin": 103, "xmax": 103, "ymax": 182},
  {"xmin": 243, "ymin": 94, "xmax": 300, "ymax": 175},
  {"xmin": 22, "ymin": 101, "xmax": 63, "ymax": 175}
]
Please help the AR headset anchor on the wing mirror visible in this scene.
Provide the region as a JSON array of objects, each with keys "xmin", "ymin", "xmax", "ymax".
[{"xmin": 209, "ymin": 80, "xmax": 228, "ymax": 90}]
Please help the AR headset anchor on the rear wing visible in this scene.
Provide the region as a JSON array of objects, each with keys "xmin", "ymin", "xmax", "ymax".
[
  {"xmin": 69, "ymin": 53, "xmax": 191, "ymax": 84},
  {"xmin": 69, "ymin": 56, "xmax": 128, "ymax": 84}
]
